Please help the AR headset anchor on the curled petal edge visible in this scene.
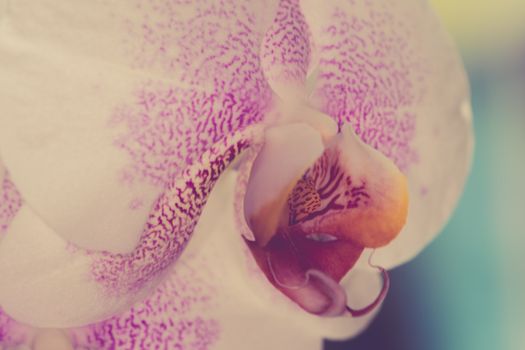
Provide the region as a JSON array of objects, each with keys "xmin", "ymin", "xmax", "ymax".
[{"xmin": 243, "ymin": 117, "xmax": 408, "ymax": 316}]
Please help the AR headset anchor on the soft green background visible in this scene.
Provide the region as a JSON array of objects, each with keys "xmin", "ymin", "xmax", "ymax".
[{"xmin": 327, "ymin": 1, "xmax": 525, "ymax": 349}]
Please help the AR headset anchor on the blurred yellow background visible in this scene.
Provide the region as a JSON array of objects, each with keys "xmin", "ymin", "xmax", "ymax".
[{"xmin": 432, "ymin": 0, "xmax": 525, "ymax": 58}]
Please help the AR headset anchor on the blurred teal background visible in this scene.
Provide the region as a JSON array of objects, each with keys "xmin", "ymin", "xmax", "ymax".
[{"xmin": 327, "ymin": 1, "xmax": 525, "ymax": 349}]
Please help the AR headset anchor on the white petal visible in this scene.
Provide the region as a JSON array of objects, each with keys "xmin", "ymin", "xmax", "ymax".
[
  {"xmin": 301, "ymin": 0, "xmax": 473, "ymax": 267},
  {"xmin": 71, "ymin": 171, "xmax": 373, "ymax": 349},
  {"xmin": 0, "ymin": 2, "xmax": 168, "ymax": 253},
  {"xmin": 0, "ymin": 205, "xmax": 155, "ymax": 327},
  {"xmin": 0, "ymin": 47, "xmax": 161, "ymax": 253}
]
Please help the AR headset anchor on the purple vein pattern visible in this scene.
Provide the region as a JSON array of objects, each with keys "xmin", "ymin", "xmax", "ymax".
[
  {"xmin": 74, "ymin": 261, "xmax": 219, "ymax": 350},
  {"xmin": 289, "ymin": 148, "xmax": 370, "ymax": 225}
]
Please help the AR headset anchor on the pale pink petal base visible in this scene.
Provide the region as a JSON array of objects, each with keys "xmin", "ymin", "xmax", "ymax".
[{"xmin": 0, "ymin": 0, "xmax": 289, "ymax": 329}]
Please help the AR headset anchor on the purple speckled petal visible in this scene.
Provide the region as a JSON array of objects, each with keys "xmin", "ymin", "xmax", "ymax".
[
  {"xmin": 260, "ymin": 0, "xmax": 313, "ymax": 100},
  {"xmin": 0, "ymin": 173, "xmax": 328, "ymax": 349},
  {"xmin": 0, "ymin": 0, "xmax": 278, "ymax": 254},
  {"xmin": 0, "ymin": 138, "xmax": 249, "ymax": 328},
  {"xmin": 301, "ymin": 0, "xmax": 473, "ymax": 267},
  {"xmin": 71, "ymin": 259, "xmax": 222, "ymax": 350},
  {"xmin": 0, "ymin": 0, "xmax": 283, "ymax": 328}
]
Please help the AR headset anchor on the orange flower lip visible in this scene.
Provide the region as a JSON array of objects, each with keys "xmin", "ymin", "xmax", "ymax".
[{"xmin": 244, "ymin": 120, "xmax": 409, "ymax": 316}]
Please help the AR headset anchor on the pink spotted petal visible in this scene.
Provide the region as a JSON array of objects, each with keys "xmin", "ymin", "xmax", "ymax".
[
  {"xmin": 0, "ymin": 139, "xmax": 248, "ymax": 327},
  {"xmin": 301, "ymin": 0, "xmax": 473, "ymax": 268},
  {"xmin": 0, "ymin": 0, "xmax": 277, "ymax": 253},
  {"xmin": 260, "ymin": 0, "xmax": 312, "ymax": 100}
]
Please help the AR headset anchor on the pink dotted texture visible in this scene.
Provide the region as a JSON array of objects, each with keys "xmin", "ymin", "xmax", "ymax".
[
  {"xmin": 91, "ymin": 139, "xmax": 248, "ymax": 295},
  {"xmin": 112, "ymin": 0, "xmax": 275, "ymax": 189},
  {"xmin": 260, "ymin": 0, "xmax": 312, "ymax": 85},
  {"xmin": 90, "ymin": 0, "xmax": 277, "ymax": 293},
  {"xmin": 306, "ymin": 0, "xmax": 423, "ymax": 171},
  {"xmin": 74, "ymin": 263, "xmax": 219, "ymax": 350}
]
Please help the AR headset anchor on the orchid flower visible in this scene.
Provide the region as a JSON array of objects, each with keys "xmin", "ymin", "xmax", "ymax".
[{"xmin": 0, "ymin": 0, "xmax": 473, "ymax": 349}]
